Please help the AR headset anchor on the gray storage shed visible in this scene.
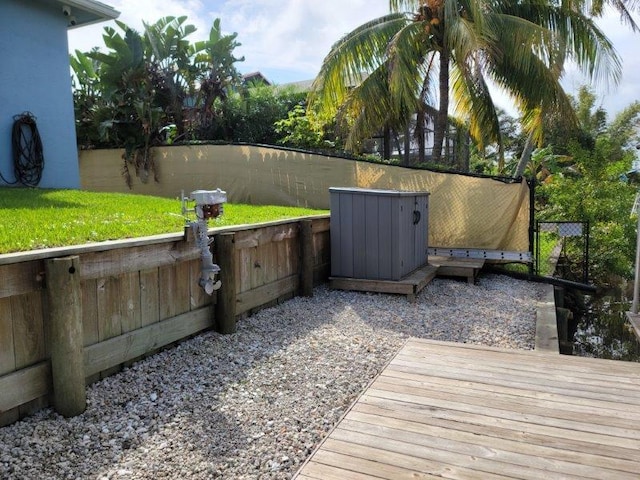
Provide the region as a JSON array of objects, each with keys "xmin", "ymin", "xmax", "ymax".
[{"xmin": 330, "ymin": 187, "xmax": 429, "ymax": 281}]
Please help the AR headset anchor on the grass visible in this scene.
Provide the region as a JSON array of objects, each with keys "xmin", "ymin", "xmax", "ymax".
[
  {"xmin": 0, "ymin": 188, "xmax": 327, "ymax": 254},
  {"xmin": 536, "ymin": 232, "xmax": 558, "ymax": 277}
]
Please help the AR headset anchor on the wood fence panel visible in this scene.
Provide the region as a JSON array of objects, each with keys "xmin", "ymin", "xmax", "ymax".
[
  {"xmin": 158, "ymin": 264, "xmax": 178, "ymax": 320},
  {"xmin": 237, "ymin": 246, "xmax": 253, "ymax": 294},
  {"xmin": 275, "ymin": 238, "xmax": 286, "ymax": 281},
  {"xmin": 80, "ymin": 242, "xmax": 199, "ymax": 280},
  {"xmin": 312, "ymin": 217, "xmax": 330, "ymax": 234},
  {"xmin": 0, "ymin": 405, "xmax": 19, "ymax": 427},
  {"xmin": 264, "ymin": 241, "xmax": 278, "ymax": 285},
  {"xmin": 0, "ymin": 298, "xmax": 15, "ymax": 376},
  {"xmin": 81, "ymin": 280, "xmax": 99, "ymax": 346},
  {"xmin": 120, "ymin": 271, "xmax": 142, "ymax": 334},
  {"xmin": 0, "ymin": 215, "xmax": 332, "ymax": 426},
  {"xmin": 254, "ymin": 244, "xmax": 266, "ymax": 288},
  {"xmin": 233, "ymin": 246, "xmax": 243, "ymax": 294},
  {"xmin": 175, "ymin": 261, "xmax": 191, "ymax": 316},
  {"xmin": 158, "ymin": 262, "xmax": 191, "ymax": 320},
  {"xmin": 11, "ymin": 292, "xmax": 45, "ymax": 369},
  {"xmin": 0, "ymin": 297, "xmax": 18, "ymax": 426},
  {"xmin": 290, "ymin": 235, "xmax": 300, "ymax": 276},
  {"xmin": 236, "ymin": 275, "xmax": 299, "ymax": 315},
  {"xmin": 315, "ymin": 231, "xmax": 331, "ymax": 266},
  {"xmin": 10, "ymin": 291, "xmax": 48, "ymax": 420},
  {"xmin": 0, "ymin": 261, "xmax": 43, "ymax": 299},
  {"xmin": 279, "ymin": 236, "xmax": 297, "ymax": 280},
  {"xmin": 96, "ymin": 276, "xmax": 124, "ymax": 378},
  {"xmin": 140, "ymin": 268, "xmax": 160, "ymax": 327},
  {"xmin": 0, "ymin": 362, "xmax": 49, "ymax": 423},
  {"xmin": 84, "ymin": 308, "xmax": 212, "ymax": 376},
  {"xmin": 244, "ymin": 246, "xmax": 257, "ymax": 292},
  {"xmin": 97, "ymin": 277, "xmax": 123, "ymax": 342},
  {"xmin": 214, "ymin": 233, "xmax": 237, "ymax": 334},
  {"xmin": 312, "ymin": 220, "xmax": 331, "ymax": 285},
  {"xmin": 234, "ymin": 224, "xmax": 297, "ymax": 249},
  {"xmin": 81, "ymin": 279, "xmax": 100, "ymax": 385}
]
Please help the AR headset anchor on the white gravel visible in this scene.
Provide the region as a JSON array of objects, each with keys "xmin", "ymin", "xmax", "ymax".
[{"xmin": 0, "ymin": 274, "xmax": 545, "ymax": 480}]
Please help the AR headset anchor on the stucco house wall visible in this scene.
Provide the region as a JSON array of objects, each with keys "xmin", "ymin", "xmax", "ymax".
[{"xmin": 0, "ymin": 0, "xmax": 117, "ymax": 189}]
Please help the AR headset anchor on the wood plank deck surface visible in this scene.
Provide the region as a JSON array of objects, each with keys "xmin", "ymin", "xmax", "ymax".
[
  {"xmin": 429, "ymin": 256, "xmax": 485, "ymax": 284},
  {"xmin": 294, "ymin": 338, "xmax": 640, "ymax": 480},
  {"xmin": 329, "ymin": 264, "xmax": 438, "ymax": 301}
]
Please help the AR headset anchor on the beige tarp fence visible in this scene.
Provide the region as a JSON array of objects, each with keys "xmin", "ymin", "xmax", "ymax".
[{"xmin": 80, "ymin": 144, "xmax": 530, "ymax": 252}]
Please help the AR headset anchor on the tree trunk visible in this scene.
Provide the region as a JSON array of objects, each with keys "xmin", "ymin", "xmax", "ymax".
[
  {"xmin": 383, "ymin": 125, "xmax": 391, "ymax": 160},
  {"xmin": 514, "ymin": 130, "xmax": 536, "ymax": 178},
  {"xmin": 403, "ymin": 121, "xmax": 411, "ymax": 166},
  {"xmin": 416, "ymin": 109, "xmax": 425, "ymax": 164},
  {"xmin": 432, "ymin": 45, "xmax": 450, "ymax": 164}
]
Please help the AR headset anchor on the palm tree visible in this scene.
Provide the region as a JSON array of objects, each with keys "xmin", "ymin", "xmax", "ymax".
[
  {"xmin": 309, "ymin": 0, "xmax": 632, "ymax": 167},
  {"xmin": 512, "ymin": 0, "xmax": 638, "ymax": 178}
]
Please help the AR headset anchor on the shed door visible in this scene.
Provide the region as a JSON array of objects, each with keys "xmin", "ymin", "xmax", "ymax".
[{"xmin": 412, "ymin": 195, "xmax": 429, "ymax": 271}]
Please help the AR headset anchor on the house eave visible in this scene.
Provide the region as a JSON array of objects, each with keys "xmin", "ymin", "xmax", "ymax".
[{"xmin": 52, "ymin": 0, "xmax": 119, "ymax": 28}]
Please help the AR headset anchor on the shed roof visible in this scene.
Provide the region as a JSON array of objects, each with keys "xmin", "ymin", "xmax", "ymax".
[{"xmin": 50, "ymin": 0, "xmax": 119, "ymax": 28}]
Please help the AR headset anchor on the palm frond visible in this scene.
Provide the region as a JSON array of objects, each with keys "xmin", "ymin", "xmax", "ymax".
[
  {"xmin": 387, "ymin": 20, "xmax": 435, "ymax": 113},
  {"xmin": 309, "ymin": 13, "xmax": 409, "ymax": 111}
]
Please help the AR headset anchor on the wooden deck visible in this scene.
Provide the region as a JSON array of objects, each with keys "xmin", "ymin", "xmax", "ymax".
[
  {"xmin": 329, "ymin": 264, "xmax": 438, "ymax": 301},
  {"xmin": 328, "ymin": 256, "xmax": 483, "ymax": 300},
  {"xmin": 429, "ymin": 256, "xmax": 485, "ymax": 284},
  {"xmin": 294, "ymin": 338, "xmax": 640, "ymax": 480}
]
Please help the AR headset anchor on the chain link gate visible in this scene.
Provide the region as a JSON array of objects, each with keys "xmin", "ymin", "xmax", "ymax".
[{"xmin": 536, "ymin": 221, "xmax": 590, "ymax": 284}]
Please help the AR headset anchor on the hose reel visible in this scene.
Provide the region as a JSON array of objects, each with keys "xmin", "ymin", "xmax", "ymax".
[{"xmin": 0, "ymin": 112, "xmax": 44, "ymax": 187}]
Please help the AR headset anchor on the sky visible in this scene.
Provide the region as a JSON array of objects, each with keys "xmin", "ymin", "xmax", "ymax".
[{"xmin": 68, "ymin": 0, "xmax": 640, "ymax": 118}]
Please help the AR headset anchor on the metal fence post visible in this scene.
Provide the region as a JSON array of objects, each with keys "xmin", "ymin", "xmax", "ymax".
[{"xmin": 528, "ymin": 177, "xmax": 536, "ymax": 276}]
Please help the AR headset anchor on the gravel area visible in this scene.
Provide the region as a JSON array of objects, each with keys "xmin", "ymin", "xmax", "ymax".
[{"xmin": 1, "ymin": 274, "xmax": 545, "ymax": 480}]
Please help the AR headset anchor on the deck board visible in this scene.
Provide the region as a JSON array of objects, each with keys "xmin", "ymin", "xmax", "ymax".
[
  {"xmin": 329, "ymin": 264, "xmax": 437, "ymax": 300},
  {"xmin": 294, "ymin": 338, "xmax": 640, "ymax": 480},
  {"xmin": 429, "ymin": 256, "xmax": 485, "ymax": 284}
]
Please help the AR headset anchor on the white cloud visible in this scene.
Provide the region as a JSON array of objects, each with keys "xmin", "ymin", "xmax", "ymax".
[{"xmin": 210, "ymin": 0, "xmax": 389, "ymax": 81}]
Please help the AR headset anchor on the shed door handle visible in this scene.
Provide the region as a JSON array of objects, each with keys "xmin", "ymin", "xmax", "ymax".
[{"xmin": 413, "ymin": 210, "xmax": 421, "ymax": 225}]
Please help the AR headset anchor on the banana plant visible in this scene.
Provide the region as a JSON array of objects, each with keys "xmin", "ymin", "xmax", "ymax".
[
  {"xmin": 87, "ymin": 21, "xmax": 161, "ymax": 186},
  {"xmin": 143, "ymin": 16, "xmax": 199, "ymax": 138},
  {"xmin": 192, "ymin": 18, "xmax": 244, "ymax": 131}
]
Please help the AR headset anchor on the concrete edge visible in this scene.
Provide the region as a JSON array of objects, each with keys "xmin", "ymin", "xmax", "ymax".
[
  {"xmin": 625, "ymin": 312, "xmax": 640, "ymax": 342},
  {"xmin": 535, "ymin": 284, "xmax": 560, "ymax": 354}
]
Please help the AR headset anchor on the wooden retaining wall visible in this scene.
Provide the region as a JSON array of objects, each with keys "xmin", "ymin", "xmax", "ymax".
[{"xmin": 0, "ymin": 215, "xmax": 330, "ymax": 427}]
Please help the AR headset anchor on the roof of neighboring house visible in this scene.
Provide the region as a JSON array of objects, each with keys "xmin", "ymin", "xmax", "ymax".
[
  {"xmin": 278, "ymin": 72, "xmax": 369, "ymax": 93},
  {"xmin": 278, "ymin": 78, "xmax": 315, "ymax": 92},
  {"xmin": 51, "ymin": 0, "xmax": 119, "ymax": 29},
  {"xmin": 242, "ymin": 72, "xmax": 272, "ymax": 86}
]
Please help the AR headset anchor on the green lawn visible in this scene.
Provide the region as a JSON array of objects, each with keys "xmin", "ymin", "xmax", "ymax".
[
  {"xmin": 0, "ymin": 188, "xmax": 327, "ymax": 254},
  {"xmin": 536, "ymin": 231, "xmax": 558, "ymax": 277}
]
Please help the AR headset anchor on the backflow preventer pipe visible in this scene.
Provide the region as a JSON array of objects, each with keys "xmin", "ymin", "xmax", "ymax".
[{"xmin": 183, "ymin": 189, "xmax": 227, "ymax": 295}]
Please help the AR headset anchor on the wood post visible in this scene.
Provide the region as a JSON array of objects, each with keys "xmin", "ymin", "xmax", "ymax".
[
  {"xmin": 45, "ymin": 256, "xmax": 86, "ymax": 417},
  {"xmin": 300, "ymin": 219, "xmax": 314, "ymax": 297},
  {"xmin": 215, "ymin": 233, "xmax": 237, "ymax": 334}
]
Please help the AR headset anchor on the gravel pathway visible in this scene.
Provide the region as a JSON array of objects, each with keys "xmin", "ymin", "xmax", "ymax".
[{"xmin": 0, "ymin": 274, "xmax": 545, "ymax": 480}]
